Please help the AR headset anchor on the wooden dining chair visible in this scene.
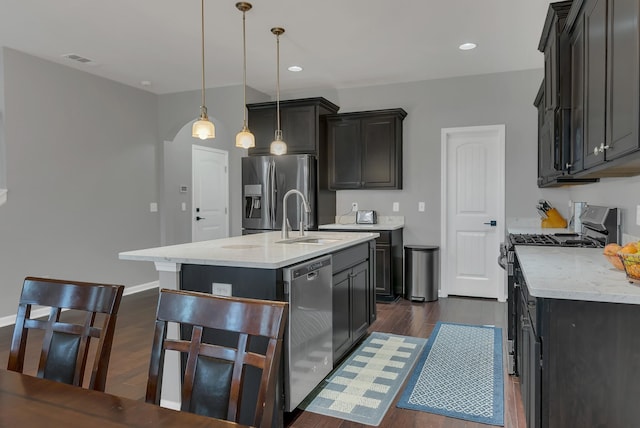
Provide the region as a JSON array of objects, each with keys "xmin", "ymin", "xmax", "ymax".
[
  {"xmin": 145, "ymin": 289, "xmax": 288, "ymax": 427},
  {"xmin": 7, "ymin": 276, "xmax": 125, "ymax": 392}
]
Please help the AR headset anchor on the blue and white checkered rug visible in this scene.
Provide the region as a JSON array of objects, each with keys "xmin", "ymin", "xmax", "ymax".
[
  {"xmin": 397, "ymin": 322, "xmax": 504, "ymax": 426},
  {"xmin": 300, "ymin": 332, "xmax": 428, "ymax": 426}
]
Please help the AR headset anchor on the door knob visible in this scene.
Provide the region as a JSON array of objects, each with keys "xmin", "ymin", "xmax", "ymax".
[
  {"xmin": 196, "ymin": 216, "xmax": 206, "ymax": 221},
  {"xmin": 483, "ymin": 220, "xmax": 497, "ymax": 226}
]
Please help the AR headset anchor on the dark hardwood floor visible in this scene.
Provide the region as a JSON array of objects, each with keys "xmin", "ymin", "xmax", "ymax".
[{"xmin": 0, "ymin": 289, "xmax": 525, "ymax": 427}]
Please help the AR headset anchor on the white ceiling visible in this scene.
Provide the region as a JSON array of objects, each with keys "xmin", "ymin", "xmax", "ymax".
[{"xmin": 0, "ymin": 0, "xmax": 554, "ymax": 95}]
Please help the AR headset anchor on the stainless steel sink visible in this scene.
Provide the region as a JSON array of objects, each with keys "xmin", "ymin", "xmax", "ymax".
[{"xmin": 276, "ymin": 237, "xmax": 341, "ymax": 245}]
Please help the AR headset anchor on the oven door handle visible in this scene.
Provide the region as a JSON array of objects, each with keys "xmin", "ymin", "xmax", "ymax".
[{"xmin": 498, "ymin": 243, "xmax": 508, "ymax": 270}]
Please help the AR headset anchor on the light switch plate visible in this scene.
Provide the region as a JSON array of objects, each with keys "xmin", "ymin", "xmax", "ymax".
[
  {"xmin": 181, "ymin": 202, "xmax": 187, "ymax": 212},
  {"xmin": 418, "ymin": 202, "xmax": 425, "ymax": 212},
  {"xmin": 393, "ymin": 202, "xmax": 400, "ymax": 212},
  {"xmin": 149, "ymin": 202, "xmax": 158, "ymax": 212},
  {"xmin": 636, "ymin": 205, "xmax": 640, "ymax": 226}
]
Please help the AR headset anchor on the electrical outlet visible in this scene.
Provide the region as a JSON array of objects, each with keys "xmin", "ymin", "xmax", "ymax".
[
  {"xmin": 393, "ymin": 202, "xmax": 400, "ymax": 212},
  {"xmin": 352, "ymin": 202, "xmax": 358, "ymax": 212},
  {"xmin": 418, "ymin": 202, "xmax": 425, "ymax": 212},
  {"xmin": 149, "ymin": 202, "xmax": 158, "ymax": 212},
  {"xmin": 212, "ymin": 282, "xmax": 232, "ymax": 297},
  {"xmin": 636, "ymin": 205, "xmax": 640, "ymax": 226}
]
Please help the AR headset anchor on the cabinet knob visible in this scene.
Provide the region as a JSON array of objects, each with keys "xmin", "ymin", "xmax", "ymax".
[
  {"xmin": 565, "ymin": 163, "xmax": 572, "ymax": 169},
  {"xmin": 594, "ymin": 146, "xmax": 600, "ymax": 155}
]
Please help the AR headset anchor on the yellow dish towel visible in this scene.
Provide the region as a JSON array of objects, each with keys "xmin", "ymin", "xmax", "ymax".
[{"xmin": 541, "ymin": 208, "xmax": 567, "ymax": 228}]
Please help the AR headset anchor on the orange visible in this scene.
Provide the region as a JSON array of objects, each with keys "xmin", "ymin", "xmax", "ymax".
[
  {"xmin": 620, "ymin": 243, "xmax": 639, "ymax": 254},
  {"xmin": 604, "ymin": 243, "xmax": 622, "ymax": 256}
]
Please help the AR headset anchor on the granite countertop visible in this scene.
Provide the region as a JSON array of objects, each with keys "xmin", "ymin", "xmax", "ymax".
[
  {"xmin": 119, "ymin": 231, "xmax": 378, "ymax": 269},
  {"xmin": 515, "ymin": 246, "xmax": 640, "ymax": 304}
]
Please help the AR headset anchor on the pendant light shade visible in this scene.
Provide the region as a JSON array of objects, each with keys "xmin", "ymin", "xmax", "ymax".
[
  {"xmin": 270, "ymin": 27, "xmax": 287, "ymax": 155},
  {"xmin": 192, "ymin": 0, "xmax": 215, "ymax": 140},
  {"xmin": 235, "ymin": 2, "xmax": 255, "ymax": 149}
]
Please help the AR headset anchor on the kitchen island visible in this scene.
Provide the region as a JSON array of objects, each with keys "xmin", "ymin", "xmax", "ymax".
[
  {"xmin": 513, "ymin": 246, "xmax": 640, "ymax": 428},
  {"xmin": 119, "ymin": 230, "xmax": 378, "ymax": 425}
]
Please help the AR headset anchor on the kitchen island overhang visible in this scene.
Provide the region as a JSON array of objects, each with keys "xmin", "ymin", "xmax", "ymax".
[{"xmin": 119, "ymin": 230, "xmax": 379, "ymax": 424}]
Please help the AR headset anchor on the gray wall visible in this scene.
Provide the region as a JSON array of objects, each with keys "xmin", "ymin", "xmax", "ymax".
[
  {"xmin": 0, "ymin": 50, "xmax": 6, "ymax": 189},
  {"xmin": 281, "ymin": 69, "xmax": 564, "ymax": 245},
  {"xmin": 156, "ymin": 86, "xmax": 268, "ymax": 245},
  {"xmin": 0, "ymin": 48, "xmax": 160, "ymax": 317}
]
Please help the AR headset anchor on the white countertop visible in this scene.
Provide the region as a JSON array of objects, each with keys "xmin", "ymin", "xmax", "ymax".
[
  {"xmin": 119, "ymin": 231, "xmax": 379, "ymax": 269},
  {"xmin": 515, "ymin": 246, "xmax": 640, "ymax": 304},
  {"xmin": 319, "ymin": 215, "xmax": 404, "ymax": 231}
]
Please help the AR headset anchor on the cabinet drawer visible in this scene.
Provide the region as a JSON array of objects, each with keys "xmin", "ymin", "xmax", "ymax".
[
  {"xmin": 375, "ymin": 230, "xmax": 391, "ymax": 244},
  {"xmin": 332, "ymin": 242, "xmax": 369, "ymax": 273}
]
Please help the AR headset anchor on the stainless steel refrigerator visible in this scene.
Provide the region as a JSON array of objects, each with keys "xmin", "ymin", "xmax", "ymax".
[{"xmin": 242, "ymin": 155, "xmax": 335, "ymax": 234}]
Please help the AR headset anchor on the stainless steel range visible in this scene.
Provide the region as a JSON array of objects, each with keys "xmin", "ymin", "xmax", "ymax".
[{"xmin": 499, "ymin": 205, "xmax": 620, "ymax": 375}]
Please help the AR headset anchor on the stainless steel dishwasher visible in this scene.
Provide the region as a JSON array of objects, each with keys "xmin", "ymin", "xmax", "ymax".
[{"xmin": 283, "ymin": 254, "xmax": 333, "ymax": 411}]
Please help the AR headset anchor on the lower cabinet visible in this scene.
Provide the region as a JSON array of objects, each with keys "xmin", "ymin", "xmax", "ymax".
[
  {"xmin": 324, "ymin": 228, "xmax": 403, "ymax": 301},
  {"xmin": 515, "ymin": 272, "xmax": 640, "ymax": 427},
  {"xmin": 331, "ymin": 242, "xmax": 374, "ymax": 364}
]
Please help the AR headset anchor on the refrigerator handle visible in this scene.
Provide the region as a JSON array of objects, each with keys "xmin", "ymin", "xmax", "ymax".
[{"xmin": 269, "ymin": 160, "xmax": 277, "ymax": 225}]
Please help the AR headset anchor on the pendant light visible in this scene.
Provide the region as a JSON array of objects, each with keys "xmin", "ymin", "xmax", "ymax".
[
  {"xmin": 270, "ymin": 27, "xmax": 287, "ymax": 155},
  {"xmin": 192, "ymin": 0, "xmax": 215, "ymax": 140},
  {"xmin": 235, "ymin": 2, "xmax": 255, "ymax": 149}
]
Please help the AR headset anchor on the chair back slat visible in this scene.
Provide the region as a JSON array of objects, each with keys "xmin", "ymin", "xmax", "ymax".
[
  {"xmin": 7, "ymin": 276, "xmax": 124, "ymax": 392},
  {"xmin": 146, "ymin": 289, "xmax": 287, "ymax": 428}
]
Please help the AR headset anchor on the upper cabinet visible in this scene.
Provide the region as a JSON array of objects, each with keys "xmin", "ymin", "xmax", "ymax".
[
  {"xmin": 562, "ymin": 0, "xmax": 640, "ymax": 179},
  {"xmin": 246, "ymin": 97, "xmax": 339, "ymax": 156},
  {"xmin": 537, "ymin": 1, "xmax": 575, "ymax": 187},
  {"xmin": 574, "ymin": 0, "xmax": 640, "ymax": 171},
  {"xmin": 327, "ymin": 109, "xmax": 407, "ymax": 190}
]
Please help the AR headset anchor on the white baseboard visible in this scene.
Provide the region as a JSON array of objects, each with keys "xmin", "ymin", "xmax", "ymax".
[
  {"xmin": 122, "ymin": 280, "xmax": 159, "ymax": 296},
  {"xmin": 0, "ymin": 280, "xmax": 160, "ymax": 328},
  {"xmin": 160, "ymin": 399, "xmax": 181, "ymax": 410}
]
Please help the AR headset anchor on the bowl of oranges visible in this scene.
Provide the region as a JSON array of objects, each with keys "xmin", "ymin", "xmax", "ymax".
[{"xmin": 604, "ymin": 242, "xmax": 640, "ymax": 284}]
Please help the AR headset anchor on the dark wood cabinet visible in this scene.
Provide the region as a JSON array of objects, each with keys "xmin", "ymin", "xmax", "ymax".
[
  {"xmin": 536, "ymin": 1, "xmax": 575, "ymax": 187},
  {"xmin": 566, "ymin": 0, "xmax": 640, "ymax": 178},
  {"xmin": 514, "ymin": 263, "xmax": 640, "ymax": 427},
  {"xmin": 246, "ymin": 97, "xmax": 339, "ymax": 156},
  {"xmin": 323, "ymin": 228, "xmax": 403, "ymax": 302},
  {"xmin": 331, "ymin": 242, "xmax": 374, "ymax": 364},
  {"xmin": 327, "ymin": 109, "xmax": 406, "ymax": 190}
]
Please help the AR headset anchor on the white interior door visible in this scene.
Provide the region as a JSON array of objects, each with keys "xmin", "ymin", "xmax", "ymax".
[
  {"xmin": 441, "ymin": 125, "xmax": 505, "ymax": 301},
  {"xmin": 192, "ymin": 145, "xmax": 228, "ymax": 242}
]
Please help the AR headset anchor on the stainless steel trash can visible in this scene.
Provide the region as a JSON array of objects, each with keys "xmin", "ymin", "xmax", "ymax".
[{"xmin": 404, "ymin": 245, "xmax": 439, "ymax": 302}]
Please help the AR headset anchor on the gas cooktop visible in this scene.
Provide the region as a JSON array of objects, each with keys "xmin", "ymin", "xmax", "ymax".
[{"xmin": 509, "ymin": 233, "xmax": 604, "ymax": 248}]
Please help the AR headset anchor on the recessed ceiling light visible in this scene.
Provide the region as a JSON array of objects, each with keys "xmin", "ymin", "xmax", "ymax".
[
  {"xmin": 288, "ymin": 65, "xmax": 303, "ymax": 72},
  {"xmin": 459, "ymin": 43, "xmax": 477, "ymax": 51}
]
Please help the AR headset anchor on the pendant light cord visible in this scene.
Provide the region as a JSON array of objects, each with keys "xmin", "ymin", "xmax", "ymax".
[
  {"xmin": 200, "ymin": 0, "xmax": 206, "ymax": 109},
  {"xmin": 242, "ymin": 10, "xmax": 248, "ymax": 126},
  {"xmin": 276, "ymin": 32, "xmax": 281, "ymax": 134}
]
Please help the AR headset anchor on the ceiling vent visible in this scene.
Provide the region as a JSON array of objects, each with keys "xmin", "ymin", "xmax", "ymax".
[{"xmin": 62, "ymin": 53, "xmax": 96, "ymax": 65}]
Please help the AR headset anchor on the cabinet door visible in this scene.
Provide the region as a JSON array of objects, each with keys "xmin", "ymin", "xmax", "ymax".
[
  {"xmin": 361, "ymin": 115, "xmax": 401, "ymax": 188},
  {"xmin": 350, "ymin": 261, "xmax": 370, "ymax": 342},
  {"xmin": 544, "ymin": 21, "xmax": 558, "ymax": 112},
  {"xmin": 375, "ymin": 243, "xmax": 391, "ymax": 296},
  {"xmin": 570, "ymin": 13, "xmax": 586, "ymax": 173},
  {"xmin": 332, "ymin": 269, "xmax": 352, "ymax": 362},
  {"xmin": 247, "ymin": 108, "xmax": 276, "ymax": 156},
  {"xmin": 281, "ymin": 104, "xmax": 318, "ymax": 154},
  {"xmin": 583, "ymin": 0, "xmax": 608, "ymax": 169},
  {"xmin": 538, "ymin": 110, "xmax": 556, "ymax": 186},
  {"xmin": 606, "ymin": 0, "xmax": 640, "ymax": 160},
  {"xmin": 328, "ymin": 119, "xmax": 362, "ymax": 189}
]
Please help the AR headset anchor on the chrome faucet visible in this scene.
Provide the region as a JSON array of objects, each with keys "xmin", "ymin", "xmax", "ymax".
[{"xmin": 281, "ymin": 189, "xmax": 311, "ymax": 239}]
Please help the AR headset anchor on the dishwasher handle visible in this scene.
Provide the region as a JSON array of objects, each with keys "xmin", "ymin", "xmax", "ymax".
[{"xmin": 306, "ymin": 271, "xmax": 319, "ymax": 281}]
